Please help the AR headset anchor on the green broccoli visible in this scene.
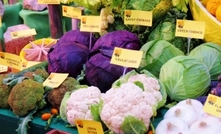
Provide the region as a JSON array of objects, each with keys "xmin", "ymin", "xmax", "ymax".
[
  {"xmin": 0, "ymin": 74, "xmax": 12, "ymax": 108},
  {"xmin": 8, "ymin": 79, "xmax": 45, "ymax": 117},
  {"xmin": 23, "ymin": 68, "xmax": 49, "ymax": 83},
  {"xmin": 46, "ymin": 77, "xmax": 80, "ymax": 110}
]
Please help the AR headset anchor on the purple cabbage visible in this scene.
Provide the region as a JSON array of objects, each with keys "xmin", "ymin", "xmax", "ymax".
[
  {"xmin": 48, "ymin": 42, "xmax": 89, "ymax": 78},
  {"xmin": 86, "ymin": 30, "xmax": 141, "ymax": 92},
  {"xmin": 47, "ymin": 30, "xmax": 97, "ymax": 78},
  {"xmin": 58, "ymin": 29, "xmax": 97, "ymax": 48}
]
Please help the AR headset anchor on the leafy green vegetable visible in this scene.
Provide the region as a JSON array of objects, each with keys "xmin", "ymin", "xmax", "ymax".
[
  {"xmin": 121, "ymin": 116, "xmax": 147, "ymax": 134},
  {"xmin": 138, "ymin": 39, "xmax": 184, "ymax": 78},
  {"xmin": 90, "ymin": 100, "xmax": 103, "ymax": 122},
  {"xmin": 189, "ymin": 42, "xmax": 221, "ymax": 80},
  {"xmin": 16, "ymin": 107, "xmax": 38, "ymax": 134},
  {"xmin": 159, "ymin": 55, "xmax": 211, "ymax": 101},
  {"xmin": 59, "ymin": 92, "xmax": 71, "ymax": 122},
  {"xmin": 112, "ymin": 0, "xmax": 173, "ymax": 43},
  {"xmin": 172, "ymin": 0, "xmax": 189, "ymax": 13},
  {"xmin": 148, "ymin": 8, "xmax": 201, "ymax": 54}
]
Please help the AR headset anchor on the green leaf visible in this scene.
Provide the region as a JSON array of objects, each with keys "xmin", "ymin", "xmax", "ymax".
[
  {"xmin": 172, "ymin": 0, "xmax": 189, "ymax": 13},
  {"xmin": 90, "ymin": 101, "xmax": 102, "ymax": 121},
  {"xmin": 121, "ymin": 116, "xmax": 147, "ymax": 134},
  {"xmin": 59, "ymin": 92, "xmax": 71, "ymax": 122},
  {"xmin": 16, "ymin": 107, "xmax": 38, "ymax": 134},
  {"xmin": 133, "ymin": 81, "xmax": 145, "ymax": 91}
]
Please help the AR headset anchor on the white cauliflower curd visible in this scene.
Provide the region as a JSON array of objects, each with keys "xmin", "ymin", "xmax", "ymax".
[
  {"xmin": 66, "ymin": 86, "xmax": 102, "ymax": 126},
  {"xmin": 100, "ymin": 82, "xmax": 160, "ymax": 134}
]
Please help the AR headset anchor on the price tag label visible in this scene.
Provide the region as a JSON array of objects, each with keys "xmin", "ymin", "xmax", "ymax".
[
  {"xmin": 80, "ymin": 16, "xmax": 101, "ymax": 32},
  {"xmin": 203, "ymin": 94, "xmax": 221, "ymax": 117},
  {"xmin": 43, "ymin": 73, "xmax": 69, "ymax": 88},
  {"xmin": 21, "ymin": 61, "xmax": 41, "ymax": 70},
  {"xmin": 124, "ymin": 10, "xmax": 152, "ymax": 26},
  {"xmin": 175, "ymin": 19, "xmax": 205, "ymax": 39},
  {"xmin": 0, "ymin": 52, "xmax": 22, "ymax": 70},
  {"xmin": 0, "ymin": 64, "xmax": 8, "ymax": 73},
  {"xmin": 110, "ymin": 47, "xmax": 143, "ymax": 68},
  {"xmin": 11, "ymin": 29, "xmax": 37, "ymax": 39},
  {"xmin": 62, "ymin": 5, "xmax": 82, "ymax": 19},
  {"xmin": 75, "ymin": 119, "xmax": 104, "ymax": 134},
  {"xmin": 38, "ymin": 0, "xmax": 60, "ymax": 4}
]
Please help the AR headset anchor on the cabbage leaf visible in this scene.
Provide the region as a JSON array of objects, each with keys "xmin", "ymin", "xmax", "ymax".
[{"xmin": 189, "ymin": 42, "xmax": 221, "ymax": 80}]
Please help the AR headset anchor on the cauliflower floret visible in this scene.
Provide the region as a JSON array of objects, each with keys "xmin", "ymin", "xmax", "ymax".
[
  {"xmin": 101, "ymin": 83, "xmax": 155, "ymax": 134},
  {"xmin": 66, "ymin": 86, "xmax": 101, "ymax": 126},
  {"xmin": 128, "ymin": 74, "xmax": 162, "ymax": 102}
]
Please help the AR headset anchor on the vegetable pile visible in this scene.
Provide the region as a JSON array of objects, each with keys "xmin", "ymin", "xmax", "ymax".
[
  {"xmin": 156, "ymin": 99, "xmax": 221, "ymax": 134},
  {"xmin": 1, "ymin": 0, "xmax": 221, "ymax": 134},
  {"xmin": 204, "ymin": 0, "xmax": 221, "ymax": 22}
]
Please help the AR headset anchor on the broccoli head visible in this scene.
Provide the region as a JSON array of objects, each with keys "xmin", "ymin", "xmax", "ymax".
[
  {"xmin": 47, "ymin": 77, "xmax": 79, "ymax": 110},
  {"xmin": 8, "ymin": 79, "xmax": 45, "ymax": 117},
  {"xmin": 23, "ymin": 68, "xmax": 49, "ymax": 83},
  {"xmin": 0, "ymin": 74, "xmax": 12, "ymax": 108}
]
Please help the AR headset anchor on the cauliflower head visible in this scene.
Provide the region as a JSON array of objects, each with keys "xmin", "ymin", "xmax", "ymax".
[
  {"xmin": 112, "ymin": 70, "xmax": 167, "ymax": 109},
  {"xmin": 100, "ymin": 82, "xmax": 158, "ymax": 134},
  {"xmin": 0, "ymin": 74, "xmax": 11, "ymax": 108},
  {"xmin": 127, "ymin": 74, "xmax": 162, "ymax": 103},
  {"xmin": 66, "ymin": 86, "xmax": 102, "ymax": 126},
  {"xmin": 8, "ymin": 79, "xmax": 45, "ymax": 116}
]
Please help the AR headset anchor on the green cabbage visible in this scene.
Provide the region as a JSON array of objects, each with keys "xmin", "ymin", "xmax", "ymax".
[
  {"xmin": 189, "ymin": 42, "xmax": 221, "ymax": 80},
  {"xmin": 147, "ymin": 8, "xmax": 202, "ymax": 54},
  {"xmin": 159, "ymin": 55, "xmax": 211, "ymax": 101},
  {"xmin": 137, "ymin": 39, "xmax": 184, "ymax": 78}
]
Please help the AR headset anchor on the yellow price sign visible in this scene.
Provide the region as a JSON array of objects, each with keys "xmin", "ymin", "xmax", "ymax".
[
  {"xmin": 175, "ymin": 19, "xmax": 205, "ymax": 39},
  {"xmin": 0, "ymin": 52, "xmax": 22, "ymax": 70},
  {"xmin": 75, "ymin": 120, "xmax": 104, "ymax": 134},
  {"xmin": 110, "ymin": 47, "xmax": 143, "ymax": 68},
  {"xmin": 203, "ymin": 94, "xmax": 221, "ymax": 117},
  {"xmin": 80, "ymin": 16, "xmax": 101, "ymax": 33},
  {"xmin": 43, "ymin": 73, "xmax": 69, "ymax": 88},
  {"xmin": 62, "ymin": 5, "xmax": 82, "ymax": 19},
  {"xmin": 11, "ymin": 29, "xmax": 37, "ymax": 39},
  {"xmin": 124, "ymin": 10, "xmax": 152, "ymax": 26}
]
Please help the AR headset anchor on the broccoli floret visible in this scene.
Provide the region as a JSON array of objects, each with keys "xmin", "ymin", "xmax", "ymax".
[
  {"xmin": 47, "ymin": 77, "xmax": 79, "ymax": 110},
  {"xmin": 8, "ymin": 79, "xmax": 45, "ymax": 117},
  {"xmin": 23, "ymin": 69, "xmax": 49, "ymax": 83},
  {"xmin": 34, "ymin": 68, "xmax": 49, "ymax": 79},
  {"xmin": 0, "ymin": 74, "xmax": 12, "ymax": 108}
]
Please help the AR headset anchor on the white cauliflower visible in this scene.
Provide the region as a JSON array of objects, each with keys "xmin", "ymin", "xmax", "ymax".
[
  {"xmin": 100, "ymin": 82, "xmax": 158, "ymax": 134},
  {"xmin": 66, "ymin": 86, "xmax": 102, "ymax": 126},
  {"xmin": 128, "ymin": 74, "xmax": 163, "ymax": 102}
]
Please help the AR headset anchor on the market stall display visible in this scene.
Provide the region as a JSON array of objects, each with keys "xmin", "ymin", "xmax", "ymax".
[{"xmin": 0, "ymin": 0, "xmax": 221, "ymax": 134}]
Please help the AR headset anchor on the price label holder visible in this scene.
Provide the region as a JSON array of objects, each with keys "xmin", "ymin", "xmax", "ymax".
[
  {"xmin": 43, "ymin": 73, "xmax": 69, "ymax": 88},
  {"xmin": 62, "ymin": 5, "xmax": 82, "ymax": 19},
  {"xmin": 10, "ymin": 29, "xmax": 37, "ymax": 39},
  {"xmin": 0, "ymin": 64, "xmax": 8, "ymax": 73},
  {"xmin": 124, "ymin": 10, "xmax": 152, "ymax": 35},
  {"xmin": 80, "ymin": 16, "xmax": 101, "ymax": 50},
  {"xmin": 203, "ymin": 94, "xmax": 221, "ymax": 117},
  {"xmin": 75, "ymin": 119, "xmax": 104, "ymax": 134},
  {"xmin": 38, "ymin": 0, "xmax": 60, "ymax": 4},
  {"xmin": 175, "ymin": 19, "xmax": 205, "ymax": 54},
  {"xmin": 110, "ymin": 47, "xmax": 143, "ymax": 76},
  {"xmin": 21, "ymin": 61, "xmax": 41, "ymax": 70},
  {"xmin": 0, "ymin": 52, "xmax": 22, "ymax": 71}
]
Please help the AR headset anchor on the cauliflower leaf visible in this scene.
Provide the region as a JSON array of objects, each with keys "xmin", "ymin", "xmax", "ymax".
[{"xmin": 121, "ymin": 116, "xmax": 147, "ymax": 134}]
